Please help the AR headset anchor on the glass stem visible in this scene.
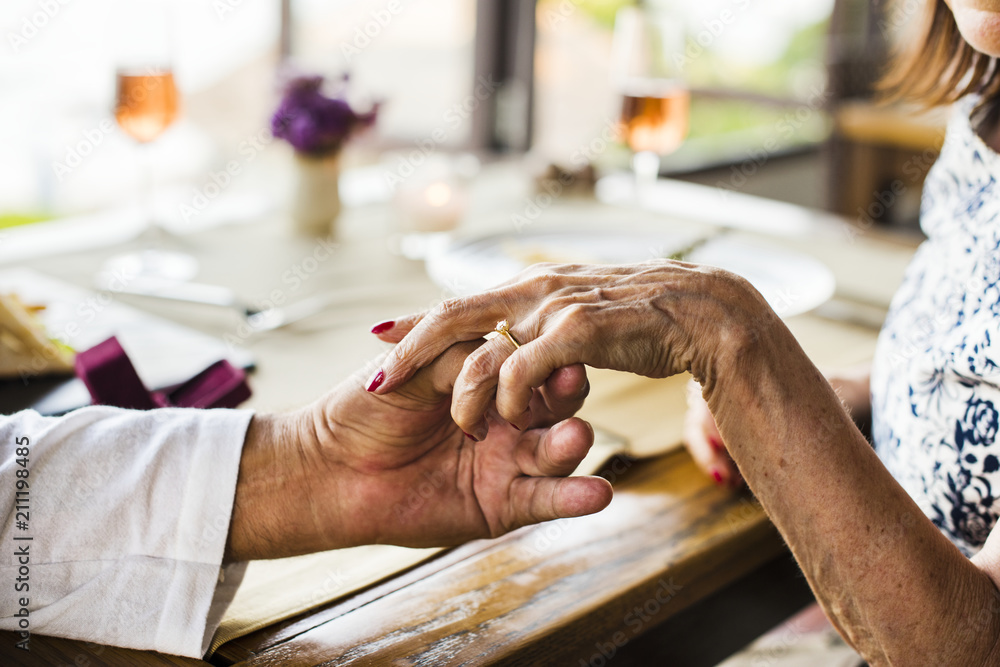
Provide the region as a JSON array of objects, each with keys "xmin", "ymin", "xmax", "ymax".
[
  {"xmin": 632, "ymin": 150, "xmax": 660, "ymax": 203},
  {"xmin": 141, "ymin": 143, "xmax": 164, "ymax": 249}
]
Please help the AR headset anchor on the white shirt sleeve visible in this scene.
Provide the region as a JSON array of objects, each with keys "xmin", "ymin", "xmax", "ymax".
[{"xmin": 0, "ymin": 406, "xmax": 253, "ymax": 658}]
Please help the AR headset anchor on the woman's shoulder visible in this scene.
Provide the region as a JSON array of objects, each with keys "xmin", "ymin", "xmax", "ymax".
[
  {"xmin": 936, "ymin": 94, "xmax": 1000, "ymax": 167},
  {"xmin": 919, "ymin": 94, "xmax": 1000, "ymax": 239},
  {"xmin": 940, "ymin": 94, "xmax": 986, "ymax": 158}
]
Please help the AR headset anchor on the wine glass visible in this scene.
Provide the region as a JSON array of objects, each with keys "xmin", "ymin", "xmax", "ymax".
[
  {"xmin": 611, "ymin": 7, "xmax": 690, "ymax": 197},
  {"xmin": 104, "ymin": 0, "xmax": 197, "ymax": 281}
]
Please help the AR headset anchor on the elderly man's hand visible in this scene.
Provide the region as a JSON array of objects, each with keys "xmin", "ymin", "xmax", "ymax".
[{"xmin": 225, "ymin": 344, "xmax": 611, "ymax": 561}]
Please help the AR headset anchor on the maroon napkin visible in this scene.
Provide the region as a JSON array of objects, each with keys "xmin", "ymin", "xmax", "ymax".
[{"xmin": 75, "ymin": 336, "xmax": 251, "ymax": 410}]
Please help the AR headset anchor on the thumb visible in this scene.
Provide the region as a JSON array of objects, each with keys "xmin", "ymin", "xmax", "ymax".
[
  {"xmin": 392, "ymin": 341, "xmax": 483, "ymax": 404},
  {"xmin": 507, "ymin": 476, "xmax": 613, "ymax": 530}
]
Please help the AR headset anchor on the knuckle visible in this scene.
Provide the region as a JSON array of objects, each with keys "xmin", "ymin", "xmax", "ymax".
[
  {"xmin": 573, "ymin": 286, "xmax": 607, "ymax": 303},
  {"xmin": 559, "ymin": 303, "xmax": 594, "ymax": 330},
  {"xmin": 704, "ymin": 265, "xmax": 757, "ymax": 299},
  {"xmin": 495, "ymin": 398, "xmax": 521, "ymax": 423},
  {"xmin": 526, "ymin": 273, "xmax": 557, "ymax": 294},
  {"xmin": 464, "ymin": 348, "xmax": 501, "ymax": 381},
  {"xmin": 545, "ymin": 287, "xmax": 606, "ymax": 313},
  {"xmin": 434, "ymin": 297, "xmax": 469, "ymax": 321},
  {"xmin": 538, "ymin": 296, "xmax": 564, "ymax": 320},
  {"xmin": 498, "ymin": 356, "xmax": 521, "ymax": 387},
  {"xmin": 390, "ymin": 341, "xmax": 413, "ymax": 364},
  {"xmin": 450, "ymin": 400, "xmax": 475, "ymax": 429},
  {"xmin": 450, "ymin": 383, "xmax": 482, "ymax": 420},
  {"xmin": 522, "ymin": 269, "xmax": 574, "ymax": 296},
  {"xmin": 519, "ymin": 262, "xmax": 559, "ymax": 280}
]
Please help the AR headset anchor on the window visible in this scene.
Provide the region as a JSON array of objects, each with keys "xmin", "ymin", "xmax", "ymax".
[
  {"xmin": 533, "ymin": 0, "xmax": 835, "ymax": 168},
  {"xmin": 289, "ymin": 0, "xmax": 477, "ymax": 149},
  {"xmin": 0, "ymin": 0, "xmax": 279, "ymax": 219}
]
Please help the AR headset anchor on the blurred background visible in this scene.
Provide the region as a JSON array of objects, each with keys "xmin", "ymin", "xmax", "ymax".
[{"xmin": 0, "ymin": 0, "xmax": 942, "ymax": 235}]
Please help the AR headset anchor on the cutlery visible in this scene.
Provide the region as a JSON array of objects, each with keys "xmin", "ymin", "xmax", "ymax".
[
  {"xmin": 665, "ymin": 228, "xmax": 730, "ymax": 261},
  {"xmin": 94, "ymin": 276, "xmax": 416, "ymax": 333}
]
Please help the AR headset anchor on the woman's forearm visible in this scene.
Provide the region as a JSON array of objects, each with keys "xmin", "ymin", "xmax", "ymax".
[
  {"xmin": 371, "ymin": 260, "xmax": 1000, "ymax": 662},
  {"xmin": 708, "ymin": 322, "xmax": 1000, "ymax": 665}
]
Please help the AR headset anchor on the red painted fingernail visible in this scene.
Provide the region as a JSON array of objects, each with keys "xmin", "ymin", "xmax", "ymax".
[
  {"xmin": 371, "ymin": 320, "xmax": 395, "ymax": 334},
  {"xmin": 711, "ymin": 468, "xmax": 724, "ymax": 485},
  {"xmin": 709, "ymin": 436, "xmax": 724, "ymax": 452},
  {"xmin": 365, "ymin": 369, "xmax": 385, "ymax": 392},
  {"xmin": 464, "ymin": 432, "xmax": 480, "ymax": 442},
  {"xmin": 510, "ymin": 422, "xmax": 521, "ymax": 431}
]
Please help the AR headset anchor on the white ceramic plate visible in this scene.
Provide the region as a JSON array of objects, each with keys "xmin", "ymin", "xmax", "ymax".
[{"xmin": 425, "ymin": 219, "xmax": 835, "ymax": 318}]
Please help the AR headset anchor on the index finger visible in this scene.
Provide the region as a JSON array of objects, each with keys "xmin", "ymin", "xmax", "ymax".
[
  {"xmin": 372, "ymin": 263, "xmax": 601, "ymax": 394},
  {"xmin": 494, "ymin": 319, "xmax": 594, "ymax": 422},
  {"xmin": 372, "ymin": 294, "xmax": 513, "ymax": 394}
]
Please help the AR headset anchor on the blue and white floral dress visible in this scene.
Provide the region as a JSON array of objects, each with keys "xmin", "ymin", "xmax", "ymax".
[{"xmin": 872, "ymin": 95, "xmax": 1000, "ymax": 556}]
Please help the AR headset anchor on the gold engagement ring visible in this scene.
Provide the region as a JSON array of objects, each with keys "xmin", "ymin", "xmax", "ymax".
[{"xmin": 493, "ymin": 319, "xmax": 521, "ymax": 349}]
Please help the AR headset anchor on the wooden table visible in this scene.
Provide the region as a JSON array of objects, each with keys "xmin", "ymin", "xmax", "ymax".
[
  {"xmin": 212, "ymin": 451, "xmax": 812, "ymax": 667},
  {"xmin": 2, "ymin": 452, "xmax": 807, "ymax": 667},
  {"xmin": 0, "ymin": 171, "xmax": 917, "ymax": 665}
]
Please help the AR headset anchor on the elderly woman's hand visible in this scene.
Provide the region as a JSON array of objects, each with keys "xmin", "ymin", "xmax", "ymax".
[
  {"xmin": 683, "ymin": 378, "xmax": 742, "ymax": 487},
  {"xmin": 363, "ymin": 261, "xmax": 1000, "ymax": 667},
  {"xmin": 370, "ymin": 261, "xmax": 778, "ymax": 441},
  {"xmin": 682, "ymin": 365, "xmax": 872, "ymax": 488}
]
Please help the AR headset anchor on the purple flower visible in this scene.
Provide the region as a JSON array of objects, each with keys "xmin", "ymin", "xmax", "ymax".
[{"xmin": 271, "ymin": 75, "xmax": 377, "ymax": 156}]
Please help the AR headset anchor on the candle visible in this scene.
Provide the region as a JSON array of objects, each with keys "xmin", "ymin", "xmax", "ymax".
[{"xmin": 396, "ymin": 178, "xmax": 467, "ymax": 233}]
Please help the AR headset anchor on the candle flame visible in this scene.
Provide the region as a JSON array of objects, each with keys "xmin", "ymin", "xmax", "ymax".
[{"xmin": 425, "ymin": 182, "xmax": 451, "ymax": 207}]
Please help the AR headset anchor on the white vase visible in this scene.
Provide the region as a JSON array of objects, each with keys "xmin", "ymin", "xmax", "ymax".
[{"xmin": 292, "ymin": 152, "xmax": 342, "ymax": 237}]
